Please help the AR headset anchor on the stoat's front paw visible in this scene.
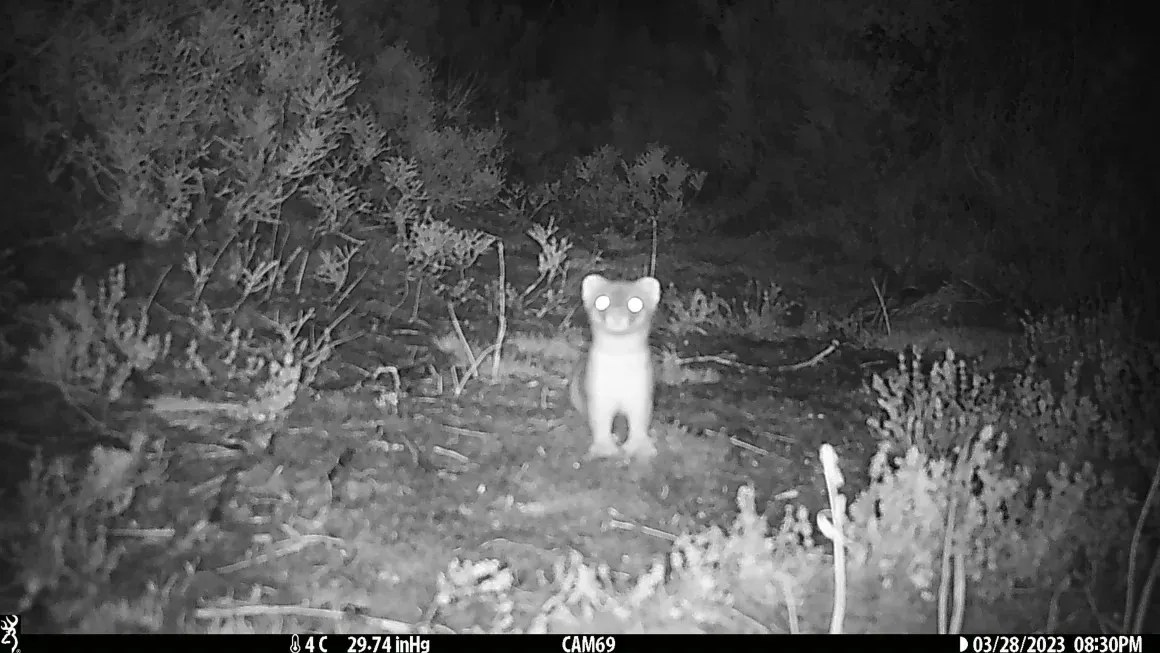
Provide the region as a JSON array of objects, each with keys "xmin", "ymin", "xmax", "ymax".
[
  {"xmin": 586, "ymin": 439, "xmax": 620, "ymax": 459},
  {"xmin": 622, "ymin": 437, "xmax": 657, "ymax": 461}
]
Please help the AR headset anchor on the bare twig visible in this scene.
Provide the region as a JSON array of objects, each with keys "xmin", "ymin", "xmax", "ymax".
[
  {"xmin": 938, "ymin": 491, "xmax": 956, "ymax": 634},
  {"xmin": 728, "ymin": 436, "xmax": 769, "ymax": 457},
  {"xmin": 819, "ymin": 444, "xmax": 846, "ymax": 634},
  {"xmin": 1132, "ymin": 549, "xmax": 1160, "ymax": 633},
  {"xmin": 141, "ymin": 264, "xmax": 174, "ymax": 323},
  {"xmin": 333, "ymin": 266, "xmax": 369, "ymax": 308},
  {"xmin": 649, "ymin": 212, "xmax": 659, "ymax": 278},
  {"xmin": 432, "ymin": 445, "xmax": 469, "ymax": 464},
  {"xmin": 679, "ymin": 339, "xmax": 841, "ymax": 374},
  {"xmin": 443, "ymin": 425, "xmax": 491, "ymax": 439},
  {"xmin": 1083, "ymin": 583, "xmax": 1117, "ymax": 634},
  {"xmin": 774, "ymin": 572, "xmax": 801, "ymax": 635},
  {"xmin": 871, "ymin": 277, "xmax": 892, "ymax": 335},
  {"xmin": 194, "ymin": 605, "xmax": 413, "ymax": 633},
  {"xmin": 951, "ymin": 551, "xmax": 965, "ymax": 633},
  {"xmin": 109, "ymin": 527, "xmax": 176, "ymax": 539},
  {"xmin": 446, "ymin": 302, "xmax": 476, "ymax": 369},
  {"xmin": 1042, "ymin": 577, "xmax": 1070, "ymax": 634},
  {"xmin": 214, "ymin": 533, "xmax": 342, "ymax": 574},
  {"xmin": 410, "ymin": 276, "xmax": 424, "ymax": 323},
  {"xmin": 1124, "ymin": 451, "xmax": 1160, "ymax": 633},
  {"xmin": 605, "ymin": 508, "xmax": 677, "ymax": 542},
  {"xmin": 773, "ymin": 339, "xmax": 841, "ymax": 372},
  {"xmin": 678, "ymin": 353, "xmax": 755, "ymax": 368},
  {"xmin": 453, "ymin": 342, "xmax": 499, "ymax": 397},
  {"xmin": 490, "ymin": 240, "xmax": 506, "ymax": 381}
]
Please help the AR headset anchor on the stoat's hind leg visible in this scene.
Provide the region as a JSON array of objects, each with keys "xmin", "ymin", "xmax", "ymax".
[
  {"xmin": 621, "ymin": 401, "xmax": 657, "ymax": 461},
  {"xmin": 585, "ymin": 391, "xmax": 621, "ymax": 459}
]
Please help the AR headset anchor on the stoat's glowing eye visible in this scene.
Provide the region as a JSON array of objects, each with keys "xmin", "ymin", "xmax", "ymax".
[
  {"xmin": 594, "ymin": 295, "xmax": 611, "ymax": 310},
  {"xmin": 627, "ymin": 296, "xmax": 644, "ymax": 313}
]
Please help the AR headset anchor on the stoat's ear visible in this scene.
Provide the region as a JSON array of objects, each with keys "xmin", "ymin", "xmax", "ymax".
[
  {"xmin": 635, "ymin": 277, "xmax": 661, "ymax": 309},
  {"xmin": 581, "ymin": 274, "xmax": 607, "ymax": 305}
]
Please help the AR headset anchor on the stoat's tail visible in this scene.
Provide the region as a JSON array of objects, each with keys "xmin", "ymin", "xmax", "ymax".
[{"xmin": 567, "ymin": 355, "xmax": 585, "ymax": 413}]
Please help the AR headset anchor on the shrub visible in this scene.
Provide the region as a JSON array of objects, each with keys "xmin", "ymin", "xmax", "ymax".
[
  {"xmin": 23, "ymin": 265, "xmax": 170, "ymax": 402},
  {"xmin": 12, "ymin": 0, "xmax": 509, "ymax": 418},
  {"xmin": 868, "ymin": 302, "xmax": 1156, "ymax": 630},
  {"xmin": 2, "ymin": 434, "xmax": 165, "ymax": 625}
]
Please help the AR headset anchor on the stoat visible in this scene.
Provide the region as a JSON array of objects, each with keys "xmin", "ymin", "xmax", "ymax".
[{"xmin": 570, "ymin": 274, "xmax": 661, "ymax": 460}]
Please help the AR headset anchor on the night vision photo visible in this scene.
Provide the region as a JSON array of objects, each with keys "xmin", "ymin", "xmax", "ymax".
[{"xmin": 0, "ymin": 0, "xmax": 1155, "ymax": 637}]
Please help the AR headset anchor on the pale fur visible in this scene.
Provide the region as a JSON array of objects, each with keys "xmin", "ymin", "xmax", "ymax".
[{"xmin": 571, "ymin": 274, "xmax": 661, "ymax": 460}]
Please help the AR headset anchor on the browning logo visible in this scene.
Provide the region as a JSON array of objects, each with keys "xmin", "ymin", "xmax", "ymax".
[{"xmin": 0, "ymin": 615, "xmax": 18, "ymax": 653}]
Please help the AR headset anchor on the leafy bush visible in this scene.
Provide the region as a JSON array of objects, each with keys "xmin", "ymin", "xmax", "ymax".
[
  {"xmin": 347, "ymin": 38, "xmax": 507, "ymax": 213},
  {"xmin": 2, "ymin": 434, "xmax": 164, "ymax": 625},
  {"xmin": 14, "ymin": 0, "xmax": 361, "ymax": 241},
  {"xmin": 23, "ymin": 265, "xmax": 170, "ymax": 402},
  {"xmin": 867, "ymin": 302, "xmax": 1156, "ymax": 629},
  {"xmin": 10, "ymin": 0, "xmax": 510, "ymax": 420},
  {"xmin": 664, "ymin": 282, "xmax": 797, "ymax": 340},
  {"xmin": 555, "ymin": 143, "xmax": 705, "ymax": 281}
]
